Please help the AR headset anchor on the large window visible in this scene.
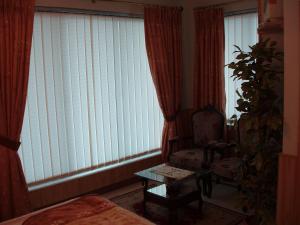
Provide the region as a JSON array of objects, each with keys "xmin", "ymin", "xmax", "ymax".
[
  {"xmin": 19, "ymin": 12, "xmax": 164, "ymax": 184},
  {"xmin": 224, "ymin": 12, "xmax": 258, "ymax": 119}
]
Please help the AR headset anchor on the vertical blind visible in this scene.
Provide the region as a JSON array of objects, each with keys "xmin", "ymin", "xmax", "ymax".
[
  {"xmin": 224, "ymin": 12, "xmax": 258, "ymax": 119},
  {"xmin": 19, "ymin": 12, "xmax": 164, "ymax": 184}
]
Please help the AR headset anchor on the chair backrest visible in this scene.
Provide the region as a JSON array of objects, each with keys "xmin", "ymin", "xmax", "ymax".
[
  {"xmin": 176, "ymin": 108, "xmax": 195, "ymax": 138},
  {"xmin": 192, "ymin": 105, "xmax": 224, "ymax": 146}
]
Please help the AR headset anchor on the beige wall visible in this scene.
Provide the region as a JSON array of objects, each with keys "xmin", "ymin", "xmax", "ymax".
[{"xmin": 180, "ymin": 0, "xmax": 257, "ymax": 108}]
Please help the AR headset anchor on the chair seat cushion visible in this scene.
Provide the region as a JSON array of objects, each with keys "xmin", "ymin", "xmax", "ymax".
[
  {"xmin": 169, "ymin": 149, "xmax": 205, "ymax": 171},
  {"xmin": 212, "ymin": 157, "xmax": 241, "ymax": 180}
]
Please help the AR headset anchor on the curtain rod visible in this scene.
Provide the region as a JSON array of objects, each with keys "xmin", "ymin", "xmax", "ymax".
[
  {"xmin": 91, "ymin": 0, "xmax": 183, "ymax": 11},
  {"xmin": 195, "ymin": 0, "xmax": 255, "ymax": 10},
  {"xmin": 35, "ymin": 6, "xmax": 144, "ymax": 18},
  {"xmin": 224, "ymin": 8, "xmax": 257, "ymax": 17}
]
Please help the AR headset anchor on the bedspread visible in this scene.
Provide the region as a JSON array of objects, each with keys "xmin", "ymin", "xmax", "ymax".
[{"xmin": 21, "ymin": 195, "xmax": 153, "ymax": 225}]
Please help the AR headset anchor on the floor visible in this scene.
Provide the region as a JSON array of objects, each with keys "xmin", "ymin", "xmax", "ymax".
[
  {"xmin": 101, "ymin": 180, "xmax": 247, "ymax": 216},
  {"xmin": 101, "ymin": 181, "xmax": 146, "ymax": 199},
  {"xmin": 203, "ymin": 183, "xmax": 247, "ymax": 215}
]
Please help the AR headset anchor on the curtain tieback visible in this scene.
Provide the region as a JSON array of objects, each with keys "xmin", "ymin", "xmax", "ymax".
[{"xmin": 0, "ymin": 135, "xmax": 21, "ymax": 151}]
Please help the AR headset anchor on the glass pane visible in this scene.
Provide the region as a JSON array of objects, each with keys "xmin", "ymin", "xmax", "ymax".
[{"xmin": 224, "ymin": 12, "xmax": 258, "ymax": 120}]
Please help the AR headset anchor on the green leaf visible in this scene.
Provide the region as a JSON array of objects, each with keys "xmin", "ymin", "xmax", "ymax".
[
  {"xmin": 254, "ymin": 152, "xmax": 264, "ymax": 171},
  {"xmin": 234, "ymin": 45, "xmax": 242, "ymax": 52},
  {"xmin": 227, "ymin": 42, "xmax": 283, "ymax": 223}
]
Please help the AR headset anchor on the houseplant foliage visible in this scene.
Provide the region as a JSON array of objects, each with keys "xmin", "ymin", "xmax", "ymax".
[{"xmin": 228, "ymin": 39, "xmax": 283, "ymax": 225}]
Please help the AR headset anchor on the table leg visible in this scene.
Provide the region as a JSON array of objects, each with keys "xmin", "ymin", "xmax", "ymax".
[
  {"xmin": 198, "ymin": 196, "xmax": 203, "ymax": 215},
  {"xmin": 201, "ymin": 173, "xmax": 213, "ymax": 198},
  {"xmin": 205, "ymin": 173, "xmax": 212, "ymax": 198},
  {"xmin": 169, "ymin": 206, "xmax": 178, "ymax": 224},
  {"xmin": 203, "ymin": 179, "xmax": 208, "ymax": 197},
  {"xmin": 142, "ymin": 179, "xmax": 148, "ymax": 215},
  {"xmin": 196, "ymin": 177, "xmax": 203, "ymax": 214}
]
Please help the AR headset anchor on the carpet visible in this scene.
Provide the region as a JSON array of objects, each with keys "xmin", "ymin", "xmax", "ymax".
[{"xmin": 110, "ymin": 187, "xmax": 247, "ymax": 225}]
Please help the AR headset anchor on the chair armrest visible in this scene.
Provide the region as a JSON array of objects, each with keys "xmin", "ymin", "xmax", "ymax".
[
  {"xmin": 204, "ymin": 141, "xmax": 236, "ymax": 163},
  {"xmin": 205, "ymin": 141, "xmax": 236, "ymax": 150}
]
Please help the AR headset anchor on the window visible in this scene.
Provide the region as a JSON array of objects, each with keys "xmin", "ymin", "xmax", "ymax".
[
  {"xmin": 224, "ymin": 12, "xmax": 258, "ymax": 119},
  {"xmin": 19, "ymin": 12, "xmax": 164, "ymax": 184}
]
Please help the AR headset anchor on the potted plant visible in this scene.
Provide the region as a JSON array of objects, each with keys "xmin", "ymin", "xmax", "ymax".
[{"xmin": 227, "ymin": 39, "xmax": 284, "ymax": 225}]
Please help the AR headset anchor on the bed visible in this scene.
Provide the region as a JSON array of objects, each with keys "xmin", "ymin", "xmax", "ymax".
[{"xmin": 0, "ymin": 195, "xmax": 154, "ymax": 225}]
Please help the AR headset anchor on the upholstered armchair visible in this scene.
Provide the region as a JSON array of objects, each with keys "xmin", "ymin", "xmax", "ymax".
[
  {"xmin": 209, "ymin": 118, "xmax": 248, "ymax": 189},
  {"xmin": 168, "ymin": 105, "xmax": 228, "ymax": 171}
]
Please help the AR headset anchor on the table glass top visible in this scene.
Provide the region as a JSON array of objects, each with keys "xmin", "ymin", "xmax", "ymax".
[{"xmin": 147, "ymin": 181, "xmax": 199, "ymax": 199}]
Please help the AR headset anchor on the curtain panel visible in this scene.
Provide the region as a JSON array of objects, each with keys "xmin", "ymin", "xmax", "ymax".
[
  {"xmin": 193, "ymin": 8, "xmax": 225, "ymax": 113},
  {"xmin": 144, "ymin": 6, "xmax": 182, "ymax": 161},
  {"xmin": 0, "ymin": 0, "xmax": 35, "ymax": 221}
]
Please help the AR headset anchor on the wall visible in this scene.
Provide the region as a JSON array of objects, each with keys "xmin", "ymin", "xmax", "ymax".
[
  {"xmin": 180, "ymin": 0, "xmax": 257, "ymax": 108},
  {"xmin": 282, "ymin": 0, "xmax": 299, "ymax": 156},
  {"xmin": 277, "ymin": 0, "xmax": 300, "ymax": 224}
]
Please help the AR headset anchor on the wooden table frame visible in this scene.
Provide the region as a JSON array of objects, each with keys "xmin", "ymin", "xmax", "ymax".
[{"xmin": 141, "ymin": 177, "xmax": 203, "ymax": 224}]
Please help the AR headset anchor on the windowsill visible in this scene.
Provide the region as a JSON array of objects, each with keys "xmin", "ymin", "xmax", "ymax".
[{"xmin": 29, "ymin": 151, "xmax": 161, "ymax": 192}]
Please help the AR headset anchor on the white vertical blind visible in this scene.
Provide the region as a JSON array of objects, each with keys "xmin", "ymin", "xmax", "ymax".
[
  {"xmin": 18, "ymin": 12, "xmax": 164, "ymax": 184},
  {"xmin": 224, "ymin": 12, "xmax": 258, "ymax": 119}
]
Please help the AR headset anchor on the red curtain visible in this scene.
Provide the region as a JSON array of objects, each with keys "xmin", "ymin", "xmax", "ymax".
[
  {"xmin": 144, "ymin": 6, "xmax": 182, "ymax": 161},
  {"xmin": 0, "ymin": 0, "xmax": 35, "ymax": 221},
  {"xmin": 193, "ymin": 8, "xmax": 225, "ymax": 112},
  {"xmin": 257, "ymin": 0, "xmax": 263, "ymax": 25}
]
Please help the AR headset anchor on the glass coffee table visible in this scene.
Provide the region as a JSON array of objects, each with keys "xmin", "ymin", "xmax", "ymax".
[{"xmin": 135, "ymin": 164, "xmax": 212, "ymax": 223}]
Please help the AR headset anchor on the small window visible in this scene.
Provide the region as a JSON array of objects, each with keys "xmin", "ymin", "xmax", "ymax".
[{"xmin": 224, "ymin": 12, "xmax": 258, "ymax": 120}]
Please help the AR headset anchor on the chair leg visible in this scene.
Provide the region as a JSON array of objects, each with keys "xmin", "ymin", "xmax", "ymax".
[
  {"xmin": 203, "ymin": 173, "xmax": 213, "ymax": 198},
  {"xmin": 208, "ymin": 174, "xmax": 213, "ymax": 198},
  {"xmin": 216, "ymin": 176, "xmax": 221, "ymax": 184}
]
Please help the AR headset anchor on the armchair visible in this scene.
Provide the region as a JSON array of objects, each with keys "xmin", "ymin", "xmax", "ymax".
[
  {"xmin": 209, "ymin": 118, "xmax": 249, "ymax": 191},
  {"xmin": 168, "ymin": 105, "xmax": 227, "ymax": 171}
]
